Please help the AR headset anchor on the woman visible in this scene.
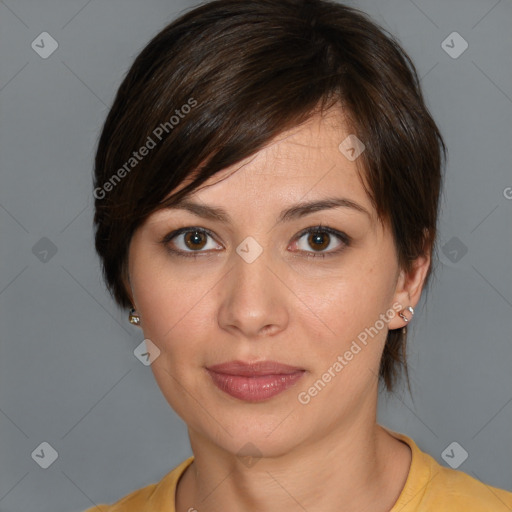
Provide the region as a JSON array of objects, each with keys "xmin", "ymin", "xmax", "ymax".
[{"xmin": 88, "ymin": 0, "xmax": 512, "ymax": 510}]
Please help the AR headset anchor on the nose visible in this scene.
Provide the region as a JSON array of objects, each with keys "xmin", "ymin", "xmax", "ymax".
[{"xmin": 217, "ymin": 247, "xmax": 289, "ymax": 339}]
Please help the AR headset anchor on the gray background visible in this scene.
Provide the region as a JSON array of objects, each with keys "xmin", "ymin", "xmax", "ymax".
[{"xmin": 0, "ymin": 0, "xmax": 511, "ymax": 511}]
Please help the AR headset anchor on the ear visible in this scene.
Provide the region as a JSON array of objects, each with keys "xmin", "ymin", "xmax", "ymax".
[{"xmin": 387, "ymin": 251, "xmax": 431, "ymax": 330}]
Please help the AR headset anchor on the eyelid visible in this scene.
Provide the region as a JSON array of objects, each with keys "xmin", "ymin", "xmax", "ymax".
[
  {"xmin": 160, "ymin": 226, "xmax": 217, "ymax": 246},
  {"xmin": 160, "ymin": 226, "xmax": 222, "ymax": 256},
  {"xmin": 160, "ymin": 225, "xmax": 350, "ymax": 257},
  {"xmin": 294, "ymin": 225, "xmax": 350, "ymax": 246}
]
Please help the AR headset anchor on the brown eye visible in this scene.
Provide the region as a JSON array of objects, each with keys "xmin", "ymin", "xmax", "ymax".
[
  {"xmin": 307, "ymin": 231, "xmax": 330, "ymax": 251},
  {"xmin": 162, "ymin": 225, "xmax": 348, "ymax": 259},
  {"xmin": 184, "ymin": 230, "xmax": 208, "ymax": 250},
  {"xmin": 293, "ymin": 226, "xmax": 349, "ymax": 257},
  {"xmin": 162, "ymin": 227, "xmax": 223, "ymax": 256}
]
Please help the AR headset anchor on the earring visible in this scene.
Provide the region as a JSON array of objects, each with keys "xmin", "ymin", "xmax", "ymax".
[
  {"xmin": 399, "ymin": 306, "xmax": 414, "ymax": 323},
  {"xmin": 128, "ymin": 308, "xmax": 141, "ymax": 325}
]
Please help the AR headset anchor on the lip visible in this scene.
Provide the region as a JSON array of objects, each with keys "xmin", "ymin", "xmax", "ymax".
[
  {"xmin": 207, "ymin": 360, "xmax": 304, "ymax": 376},
  {"xmin": 206, "ymin": 360, "xmax": 306, "ymax": 402}
]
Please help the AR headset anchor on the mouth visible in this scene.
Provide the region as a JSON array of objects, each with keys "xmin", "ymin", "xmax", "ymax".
[{"xmin": 206, "ymin": 360, "xmax": 306, "ymax": 402}]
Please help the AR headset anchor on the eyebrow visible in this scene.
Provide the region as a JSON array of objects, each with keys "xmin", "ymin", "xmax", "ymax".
[{"xmin": 165, "ymin": 197, "xmax": 371, "ymax": 223}]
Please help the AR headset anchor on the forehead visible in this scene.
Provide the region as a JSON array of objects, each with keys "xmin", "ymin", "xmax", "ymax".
[
  {"xmin": 240, "ymin": 107, "xmax": 356, "ymax": 174},
  {"xmin": 199, "ymin": 111, "xmax": 368, "ymax": 201},
  {"xmin": 148, "ymin": 107, "xmax": 376, "ymax": 226}
]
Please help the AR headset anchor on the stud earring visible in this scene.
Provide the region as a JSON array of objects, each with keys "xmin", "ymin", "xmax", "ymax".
[
  {"xmin": 398, "ymin": 305, "xmax": 414, "ymax": 323},
  {"xmin": 128, "ymin": 308, "xmax": 141, "ymax": 326}
]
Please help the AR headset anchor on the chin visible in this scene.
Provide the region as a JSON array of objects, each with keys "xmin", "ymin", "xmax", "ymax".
[{"xmin": 190, "ymin": 406, "xmax": 310, "ymax": 459}]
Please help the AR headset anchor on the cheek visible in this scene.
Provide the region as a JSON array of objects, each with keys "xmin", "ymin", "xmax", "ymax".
[
  {"xmin": 301, "ymin": 252, "xmax": 395, "ymax": 333},
  {"xmin": 295, "ymin": 254, "xmax": 397, "ymax": 382},
  {"xmin": 129, "ymin": 248, "xmax": 221, "ymax": 362},
  {"xmin": 293, "ymin": 292, "xmax": 390, "ymax": 413},
  {"xmin": 128, "ymin": 251, "xmax": 219, "ymax": 422}
]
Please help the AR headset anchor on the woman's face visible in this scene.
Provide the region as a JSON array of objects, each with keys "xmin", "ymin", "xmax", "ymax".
[{"xmin": 127, "ymin": 108, "xmax": 421, "ymax": 457}]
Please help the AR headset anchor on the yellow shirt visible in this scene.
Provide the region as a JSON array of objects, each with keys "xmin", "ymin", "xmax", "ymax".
[{"xmin": 85, "ymin": 430, "xmax": 512, "ymax": 511}]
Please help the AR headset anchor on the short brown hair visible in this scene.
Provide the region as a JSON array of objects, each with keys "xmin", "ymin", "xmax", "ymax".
[{"xmin": 93, "ymin": 0, "xmax": 447, "ymax": 392}]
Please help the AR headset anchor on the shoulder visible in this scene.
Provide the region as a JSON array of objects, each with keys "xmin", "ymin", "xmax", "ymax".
[
  {"xmin": 82, "ymin": 484, "xmax": 157, "ymax": 512},
  {"xmin": 424, "ymin": 464, "xmax": 512, "ymax": 510},
  {"xmin": 386, "ymin": 428, "xmax": 512, "ymax": 512},
  {"xmin": 82, "ymin": 456, "xmax": 194, "ymax": 512}
]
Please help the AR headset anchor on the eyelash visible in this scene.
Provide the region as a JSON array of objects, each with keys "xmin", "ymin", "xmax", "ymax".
[{"xmin": 160, "ymin": 225, "xmax": 351, "ymax": 259}]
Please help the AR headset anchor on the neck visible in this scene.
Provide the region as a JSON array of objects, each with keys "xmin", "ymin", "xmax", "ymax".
[{"xmin": 176, "ymin": 392, "xmax": 411, "ymax": 512}]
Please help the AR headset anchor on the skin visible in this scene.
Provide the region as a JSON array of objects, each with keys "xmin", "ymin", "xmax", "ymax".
[{"xmin": 126, "ymin": 106, "xmax": 430, "ymax": 512}]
